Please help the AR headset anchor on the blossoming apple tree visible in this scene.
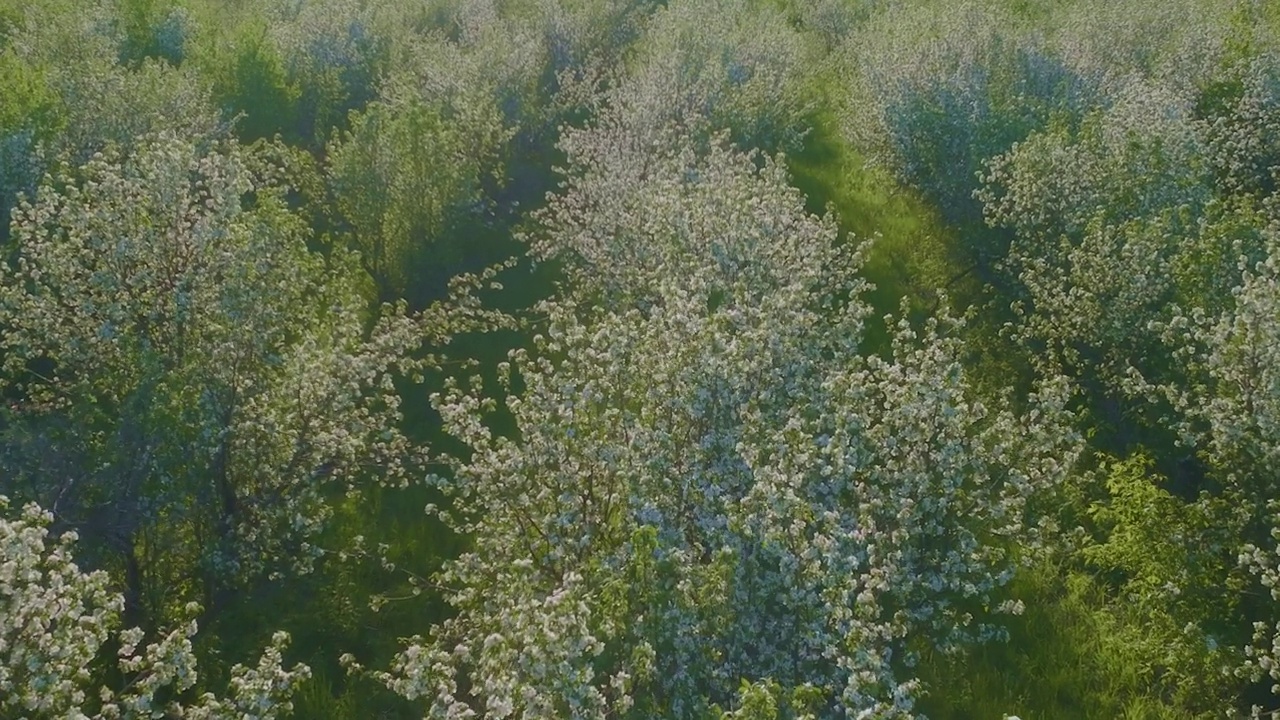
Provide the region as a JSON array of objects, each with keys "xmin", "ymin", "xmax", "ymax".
[
  {"xmin": 351, "ymin": 113, "xmax": 1080, "ymax": 717},
  {"xmin": 0, "ymin": 131, "xmax": 498, "ymax": 625}
]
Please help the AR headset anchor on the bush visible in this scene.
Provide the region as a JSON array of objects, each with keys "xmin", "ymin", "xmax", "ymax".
[
  {"xmin": 206, "ymin": 22, "xmax": 302, "ymax": 142},
  {"xmin": 328, "ymin": 93, "xmax": 506, "ymax": 302}
]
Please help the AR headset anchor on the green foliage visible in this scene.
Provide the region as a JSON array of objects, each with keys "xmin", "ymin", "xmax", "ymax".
[
  {"xmin": 327, "ymin": 78, "xmax": 508, "ymax": 304},
  {"xmin": 714, "ymin": 680, "xmax": 782, "ymax": 720},
  {"xmin": 1081, "ymin": 454, "xmax": 1242, "ymax": 711},
  {"xmin": 266, "ymin": 0, "xmax": 391, "ymax": 145},
  {"xmin": 919, "ymin": 563, "xmax": 1205, "ymax": 719},
  {"xmin": 711, "ymin": 678, "xmax": 826, "ymax": 720},
  {"xmin": 921, "ymin": 462, "xmax": 1244, "ymax": 720},
  {"xmin": 785, "ymin": 105, "xmax": 973, "ymax": 352},
  {"xmin": 0, "ymin": 47, "xmax": 60, "ymax": 134},
  {"xmin": 0, "ymin": 48, "xmax": 61, "ymax": 239},
  {"xmin": 116, "ymin": 0, "xmax": 189, "ymax": 65},
  {"xmin": 0, "ymin": 0, "xmax": 216, "ymax": 240},
  {"xmin": 205, "ymin": 23, "xmax": 301, "ymax": 143}
]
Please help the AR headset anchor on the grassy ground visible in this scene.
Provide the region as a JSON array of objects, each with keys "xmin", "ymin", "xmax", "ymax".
[{"xmin": 787, "ymin": 106, "xmax": 966, "ymax": 354}]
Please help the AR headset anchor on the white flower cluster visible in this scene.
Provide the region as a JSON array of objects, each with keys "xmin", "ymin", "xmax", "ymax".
[
  {"xmin": 266, "ymin": 0, "xmax": 389, "ymax": 129},
  {"xmin": 520, "ymin": 0, "xmax": 817, "ymax": 160},
  {"xmin": 616, "ymin": 0, "xmax": 815, "ymax": 153},
  {"xmin": 0, "ymin": 495, "xmax": 310, "ymax": 718},
  {"xmin": 1243, "ymin": 503, "xmax": 1280, "ymax": 715},
  {"xmin": 839, "ymin": 1, "xmax": 1096, "ymax": 227},
  {"xmin": 1150, "ymin": 230, "xmax": 1280, "ymax": 484},
  {"xmin": 838, "ymin": 0, "xmax": 1267, "ymax": 233},
  {"xmin": 1046, "ymin": 0, "xmax": 1237, "ymax": 97},
  {"xmin": 361, "ymin": 107, "xmax": 1079, "ymax": 716},
  {"xmin": 980, "ymin": 57, "xmax": 1280, "ymax": 389},
  {"xmin": 0, "ymin": 131, "xmax": 470, "ymax": 611}
]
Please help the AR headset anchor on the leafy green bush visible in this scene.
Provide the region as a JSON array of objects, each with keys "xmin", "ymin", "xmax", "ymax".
[
  {"xmin": 326, "ymin": 28, "xmax": 514, "ymax": 304},
  {"xmin": 204, "ymin": 22, "xmax": 302, "ymax": 142},
  {"xmin": 116, "ymin": 0, "xmax": 190, "ymax": 65}
]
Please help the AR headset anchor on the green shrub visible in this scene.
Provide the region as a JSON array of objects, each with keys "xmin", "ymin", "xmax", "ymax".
[{"xmin": 209, "ymin": 25, "xmax": 301, "ymax": 142}]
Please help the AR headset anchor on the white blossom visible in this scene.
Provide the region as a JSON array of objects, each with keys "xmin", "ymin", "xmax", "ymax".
[
  {"xmin": 363, "ymin": 120, "xmax": 1079, "ymax": 717},
  {"xmin": 0, "ymin": 495, "xmax": 310, "ymax": 718}
]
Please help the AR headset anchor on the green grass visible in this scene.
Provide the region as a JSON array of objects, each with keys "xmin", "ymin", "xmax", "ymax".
[
  {"xmin": 916, "ymin": 562, "xmax": 1214, "ymax": 720},
  {"xmin": 786, "ymin": 99, "xmax": 981, "ymax": 355}
]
